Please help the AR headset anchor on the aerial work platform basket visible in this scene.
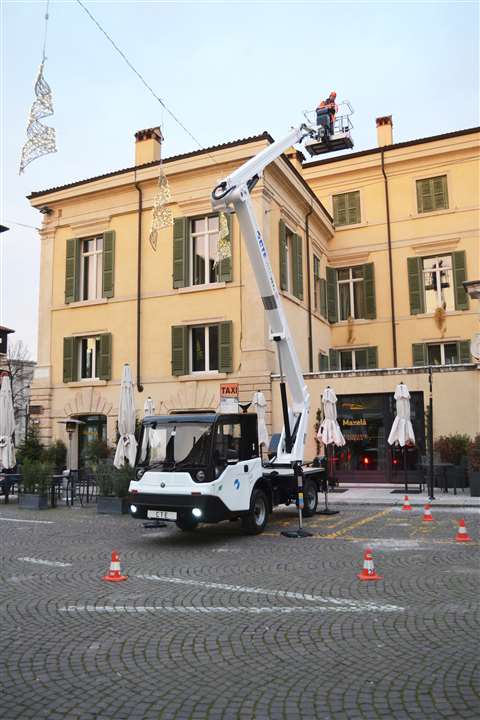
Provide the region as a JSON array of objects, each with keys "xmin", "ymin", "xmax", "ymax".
[{"xmin": 303, "ymin": 101, "xmax": 354, "ymax": 156}]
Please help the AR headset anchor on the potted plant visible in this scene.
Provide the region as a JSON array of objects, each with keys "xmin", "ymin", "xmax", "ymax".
[
  {"xmin": 96, "ymin": 461, "xmax": 134, "ymax": 514},
  {"xmin": 468, "ymin": 435, "xmax": 480, "ymax": 497},
  {"xmin": 434, "ymin": 434, "xmax": 470, "ymax": 465},
  {"xmin": 43, "ymin": 440, "xmax": 68, "ymax": 474},
  {"xmin": 19, "ymin": 459, "xmax": 54, "ymax": 510}
]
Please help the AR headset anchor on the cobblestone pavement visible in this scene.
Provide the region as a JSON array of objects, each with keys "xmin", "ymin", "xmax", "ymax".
[{"xmin": 0, "ymin": 502, "xmax": 479, "ymax": 720}]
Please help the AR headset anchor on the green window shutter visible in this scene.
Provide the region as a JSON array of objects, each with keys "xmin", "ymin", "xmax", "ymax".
[
  {"xmin": 452, "ymin": 250, "xmax": 469, "ymax": 310},
  {"xmin": 320, "ymin": 278, "xmax": 327, "ymax": 317},
  {"xmin": 218, "ymin": 214, "xmax": 233, "ymax": 283},
  {"xmin": 363, "ymin": 263, "xmax": 376, "ymax": 319},
  {"xmin": 171, "ymin": 326, "xmax": 188, "ymax": 376},
  {"xmin": 347, "ymin": 191, "xmax": 361, "ymax": 224},
  {"xmin": 407, "ymin": 257, "xmax": 425, "ymax": 315},
  {"xmin": 63, "ymin": 337, "xmax": 77, "ymax": 383},
  {"xmin": 416, "ymin": 179, "xmax": 433, "ymax": 213},
  {"xmin": 98, "ymin": 334, "xmax": 112, "ymax": 380},
  {"xmin": 366, "ymin": 346, "xmax": 378, "ymax": 369},
  {"xmin": 412, "ymin": 343, "xmax": 427, "ymax": 367},
  {"xmin": 326, "ymin": 267, "xmax": 338, "ymax": 323},
  {"xmin": 173, "ymin": 218, "xmax": 189, "ymax": 288},
  {"xmin": 319, "ymin": 353, "xmax": 329, "ymax": 371},
  {"xmin": 458, "ymin": 340, "xmax": 471, "ymax": 364},
  {"xmin": 219, "ymin": 321, "xmax": 233, "ymax": 373},
  {"xmin": 279, "ymin": 220, "xmax": 288, "ymax": 290},
  {"xmin": 102, "ymin": 230, "xmax": 115, "ymax": 298},
  {"xmin": 333, "ymin": 194, "xmax": 347, "ymax": 226},
  {"xmin": 292, "ymin": 233, "xmax": 303, "ymax": 300},
  {"xmin": 329, "ymin": 349, "xmax": 339, "ymax": 371},
  {"xmin": 433, "ymin": 175, "xmax": 448, "ymax": 210},
  {"xmin": 65, "ymin": 238, "xmax": 79, "ymax": 304}
]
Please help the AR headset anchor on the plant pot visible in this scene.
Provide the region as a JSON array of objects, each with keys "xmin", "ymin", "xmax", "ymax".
[
  {"xmin": 97, "ymin": 496, "xmax": 129, "ymax": 514},
  {"xmin": 469, "ymin": 471, "xmax": 480, "ymax": 497},
  {"xmin": 19, "ymin": 493, "xmax": 49, "ymax": 510}
]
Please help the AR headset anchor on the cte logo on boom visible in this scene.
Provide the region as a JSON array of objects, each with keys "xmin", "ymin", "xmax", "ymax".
[{"xmin": 256, "ymin": 231, "xmax": 267, "ymax": 258}]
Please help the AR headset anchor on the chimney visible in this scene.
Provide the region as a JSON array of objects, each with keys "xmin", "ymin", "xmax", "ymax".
[
  {"xmin": 135, "ymin": 127, "xmax": 163, "ymax": 166},
  {"xmin": 376, "ymin": 116, "xmax": 393, "ymax": 147}
]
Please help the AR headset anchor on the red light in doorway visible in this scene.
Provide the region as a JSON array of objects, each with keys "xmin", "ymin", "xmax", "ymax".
[{"xmin": 362, "ymin": 456, "xmax": 370, "ymax": 465}]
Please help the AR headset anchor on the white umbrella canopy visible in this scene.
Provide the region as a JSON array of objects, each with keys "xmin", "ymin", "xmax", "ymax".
[
  {"xmin": 114, "ymin": 364, "xmax": 138, "ymax": 468},
  {"xmin": 140, "ymin": 396, "xmax": 167, "ymax": 463},
  {"xmin": 317, "ymin": 386, "xmax": 346, "ymax": 447},
  {"xmin": 252, "ymin": 390, "xmax": 269, "ymax": 448},
  {"xmin": 0, "ymin": 375, "xmax": 16, "ymax": 470},
  {"xmin": 388, "ymin": 382, "xmax": 415, "ymax": 447}
]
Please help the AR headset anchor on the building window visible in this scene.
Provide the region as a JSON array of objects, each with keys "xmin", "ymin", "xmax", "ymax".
[
  {"xmin": 416, "ymin": 175, "xmax": 448, "ymax": 214},
  {"xmin": 337, "ymin": 266, "xmax": 365, "ymax": 320},
  {"xmin": 339, "ymin": 348, "xmax": 369, "ymax": 371},
  {"xmin": 79, "ymin": 337, "xmax": 101, "ymax": 379},
  {"xmin": 427, "ymin": 343, "xmax": 462, "ymax": 366},
  {"xmin": 80, "ymin": 236, "xmax": 103, "ymax": 301},
  {"xmin": 190, "ymin": 216, "xmax": 220, "ymax": 286},
  {"xmin": 422, "ymin": 255, "xmax": 454, "ymax": 312},
  {"xmin": 333, "ymin": 191, "xmax": 361, "ymax": 226},
  {"xmin": 191, "ymin": 325, "xmax": 219, "ymax": 373},
  {"xmin": 313, "ymin": 255, "xmax": 321, "ymax": 311},
  {"xmin": 279, "ymin": 220, "xmax": 303, "ymax": 300}
]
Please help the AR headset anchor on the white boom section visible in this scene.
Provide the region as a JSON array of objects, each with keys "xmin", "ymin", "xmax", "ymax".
[{"xmin": 212, "ymin": 124, "xmax": 319, "ymax": 465}]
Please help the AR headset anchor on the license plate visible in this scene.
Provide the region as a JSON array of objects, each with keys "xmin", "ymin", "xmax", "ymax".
[{"xmin": 147, "ymin": 510, "xmax": 177, "ymax": 520}]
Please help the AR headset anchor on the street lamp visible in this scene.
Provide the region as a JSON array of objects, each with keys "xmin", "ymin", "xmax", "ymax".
[{"xmin": 57, "ymin": 418, "xmax": 85, "ymax": 472}]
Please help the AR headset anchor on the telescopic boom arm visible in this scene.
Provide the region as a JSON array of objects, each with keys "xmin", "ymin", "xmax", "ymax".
[{"xmin": 212, "ymin": 123, "xmax": 320, "ymax": 465}]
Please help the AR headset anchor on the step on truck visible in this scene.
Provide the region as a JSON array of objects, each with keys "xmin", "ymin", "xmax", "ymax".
[{"xmin": 129, "ymin": 107, "xmax": 353, "ymax": 534}]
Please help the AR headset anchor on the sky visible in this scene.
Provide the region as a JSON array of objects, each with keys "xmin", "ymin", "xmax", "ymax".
[{"xmin": 1, "ymin": 0, "xmax": 479, "ymax": 360}]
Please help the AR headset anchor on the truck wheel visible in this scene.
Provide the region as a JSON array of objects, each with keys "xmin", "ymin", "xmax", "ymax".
[
  {"xmin": 241, "ymin": 488, "xmax": 268, "ymax": 535},
  {"xmin": 176, "ymin": 515, "xmax": 199, "ymax": 532},
  {"xmin": 302, "ymin": 478, "xmax": 318, "ymax": 517}
]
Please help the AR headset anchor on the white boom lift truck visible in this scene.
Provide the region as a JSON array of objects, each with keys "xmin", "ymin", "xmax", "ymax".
[{"xmin": 129, "ymin": 108, "xmax": 353, "ymax": 535}]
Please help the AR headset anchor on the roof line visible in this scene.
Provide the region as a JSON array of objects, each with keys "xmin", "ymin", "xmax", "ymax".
[
  {"xmin": 303, "ymin": 126, "xmax": 480, "ymax": 168},
  {"xmin": 28, "ymin": 132, "xmax": 274, "ymax": 200}
]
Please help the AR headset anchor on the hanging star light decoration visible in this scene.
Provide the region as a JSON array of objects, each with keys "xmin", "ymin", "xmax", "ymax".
[
  {"xmin": 19, "ymin": 61, "xmax": 57, "ymax": 175},
  {"xmin": 149, "ymin": 165, "xmax": 173, "ymax": 251},
  {"xmin": 213, "ymin": 212, "xmax": 231, "ymax": 266}
]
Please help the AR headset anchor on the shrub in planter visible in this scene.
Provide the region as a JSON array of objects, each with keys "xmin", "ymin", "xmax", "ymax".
[
  {"xmin": 19, "ymin": 459, "xmax": 54, "ymax": 510},
  {"xmin": 468, "ymin": 435, "xmax": 480, "ymax": 497},
  {"xmin": 434, "ymin": 434, "xmax": 470, "ymax": 466},
  {"xmin": 96, "ymin": 461, "xmax": 135, "ymax": 514},
  {"xmin": 43, "ymin": 440, "xmax": 67, "ymax": 473}
]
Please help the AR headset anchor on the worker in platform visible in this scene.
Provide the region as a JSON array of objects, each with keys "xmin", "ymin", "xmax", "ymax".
[{"xmin": 316, "ymin": 91, "xmax": 338, "ymax": 135}]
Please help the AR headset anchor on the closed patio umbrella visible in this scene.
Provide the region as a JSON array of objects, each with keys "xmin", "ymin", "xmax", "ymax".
[
  {"xmin": 316, "ymin": 386, "xmax": 345, "ymax": 515},
  {"xmin": 114, "ymin": 364, "xmax": 137, "ymax": 468},
  {"xmin": 0, "ymin": 375, "xmax": 16, "ymax": 470},
  {"xmin": 140, "ymin": 396, "xmax": 167, "ymax": 463},
  {"xmin": 388, "ymin": 382, "xmax": 415, "ymax": 492},
  {"xmin": 252, "ymin": 390, "xmax": 269, "ymax": 450}
]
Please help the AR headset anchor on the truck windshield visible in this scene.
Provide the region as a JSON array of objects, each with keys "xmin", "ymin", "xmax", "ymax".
[{"xmin": 138, "ymin": 422, "xmax": 213, "ymax": 468}]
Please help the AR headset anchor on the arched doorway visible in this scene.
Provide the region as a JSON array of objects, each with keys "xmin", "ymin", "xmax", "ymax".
[{"xmin": 76, "ymin": 414, "xmax": 107, "ymax": 470}]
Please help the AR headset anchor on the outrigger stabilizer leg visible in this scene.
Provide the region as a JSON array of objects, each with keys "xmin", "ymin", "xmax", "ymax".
[{"xmin": 281, "ymin": 462, "xmax": 313, "ymax": 538}]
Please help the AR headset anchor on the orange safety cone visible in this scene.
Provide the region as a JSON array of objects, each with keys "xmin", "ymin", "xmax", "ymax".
[
  {"xmin": 455, "ymin": 519, "xmax": 472, "ymax": 543},
  {"xmin": 422, "ymin": 504, "xmax": 433, "ymax": 522},
  {"xmin": 357, "ymin": 548, "xmax": 383, "ymax": 581},
  {"xmin": 402, "ymin": 495, "xmax": 412, "ymax": 511},
  {"xmin": 102, "ymin": 550, "xmax": 128, "ymax": 582}
]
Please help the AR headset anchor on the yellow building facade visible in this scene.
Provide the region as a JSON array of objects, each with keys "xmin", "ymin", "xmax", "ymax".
[{"xmin": 28, "ymin": 119, "xmax": 479, "ymax": 482}]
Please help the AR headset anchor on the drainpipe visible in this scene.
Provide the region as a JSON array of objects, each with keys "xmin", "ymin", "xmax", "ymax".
[
  {"xmin": 381, "ymin": 150, "xmax": 398, "ymax": 367},
  {"xmin": 305, "ymin": 205, "xmax": 314, "ymax": 373},
  {"xmin": 135, "ymin": 180, "xmax": 144, "ymax": 392}
]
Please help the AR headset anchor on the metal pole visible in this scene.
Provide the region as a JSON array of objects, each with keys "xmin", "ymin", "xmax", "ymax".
[
  {"xmin": 428, "ymin": 366, "xmax": 435, "ymax": 501},
  {"xmin": 403, "ymin": 446, "xmax": 408, "ymax": 494}
]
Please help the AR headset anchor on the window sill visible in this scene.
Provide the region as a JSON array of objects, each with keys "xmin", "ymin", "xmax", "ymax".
[
  {"xmin": 411, "ymin": 309, "xmax": 467, "ymax": 320},
  {"xmin": 415, "ymin": 207, "xmax": 451, "ymax": 218},
  {"xmin": 334, "ymin": 221, "xmax": 367, "ymax": 231},
  {"xmin": 280, "ymin": 290, "xmax": 304, "ymax": 307},
  {"xmin": 177, "ymin": 282, "xmax": 227, "ymax": 295},
  {"xmin": 64, "ymin": 380, "xmax": 108, "ymax": 387},
  {"xmin": 332, "ymin": 318, "xmax": 375, "ymax": 325},
  {"xmin": 176, "ymin": 372, "xmax": 229, "ymax": 382},
  {"xmin": 66, "ymin": 298, "xmax": 109, "ymax": 308}
]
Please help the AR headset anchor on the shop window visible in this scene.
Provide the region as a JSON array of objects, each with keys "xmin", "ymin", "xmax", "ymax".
[{"xmin": 416, "ymin": 175, "xmax": 448, "ymax": 213}]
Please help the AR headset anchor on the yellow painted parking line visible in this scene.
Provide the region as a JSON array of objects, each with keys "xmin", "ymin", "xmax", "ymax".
[{"xmin": 316, "ymin": 508, "xmax": 392, "ymax": 539}]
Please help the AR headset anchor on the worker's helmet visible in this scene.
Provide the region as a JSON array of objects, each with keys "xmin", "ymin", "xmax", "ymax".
[{"xmin": 330, "ymin": 91, "xmax": 337, "ymax": 98}]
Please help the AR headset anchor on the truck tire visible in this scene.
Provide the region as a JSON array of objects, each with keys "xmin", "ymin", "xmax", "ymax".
[
  {"xmin": 176, "ymin": 515, "xmax": 199, "ymax": 532},
  {"xmin": 241, "ymin": 488, "xmax": 268, "ymax": 535},
  {"xmin": 302, "ymin": 478, "xmax": 318, "ymax": 517}
]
